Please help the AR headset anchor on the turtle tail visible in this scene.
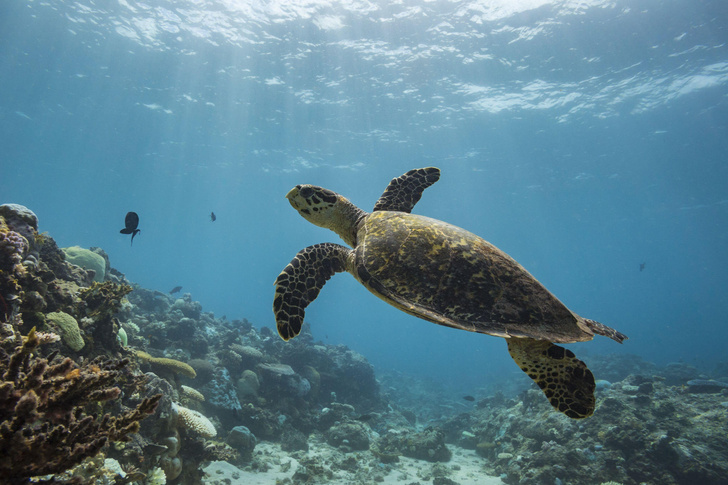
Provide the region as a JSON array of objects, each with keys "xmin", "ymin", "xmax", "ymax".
[{"xmin": 583, "ymin": 318, "xmax": 627, "ymax": 343}]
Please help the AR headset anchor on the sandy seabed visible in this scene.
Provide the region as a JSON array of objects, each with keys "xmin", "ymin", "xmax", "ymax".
[{"xmin": 202, "ymin": 441, "xmax": 504, "ymax": 485}]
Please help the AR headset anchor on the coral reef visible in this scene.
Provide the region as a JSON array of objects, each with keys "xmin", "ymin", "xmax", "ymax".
[
  {"xmin": 0, "ymin": 328, "xmax": 161, "ymax": 484},
  {"xmin": 134, "ymin": 350, "xmax": 197, "ymax": 379},
  {"xmin": 226, "ymin": 425, "xmax": 257, "ymax": 460},
  {"xmin": 8, "ymin": 202, "xmax": 727, "ymax": 485},
  {"xmin": 61, "ymin": 246, "xmax": 107, "ymax": 283},
  {"xmin": 377, "ymin": 426, "xmax": 452, "ymax": 462},
  {"xmin": 46, "ymin": 311, "xmax": 84, "ymax": 351},
  {"xmin": 327, "ymin": 421, "xmax": 371, "ymax": 451},
  {"xmin": 441, "ymin": 373, "xmax": 728, "ymax": 485},
  {"xmin": 172, "ymin": 402, "xmax": 217, "ymax": 438},
  {"xmin": 180, "ymin": 384, "xmax": 205, "ymax": 402}
]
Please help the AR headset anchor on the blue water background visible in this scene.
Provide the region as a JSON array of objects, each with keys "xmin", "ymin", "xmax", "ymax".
[{"xmin": 2, "ymin": 0, "xmax": 727, "ymax": 392}]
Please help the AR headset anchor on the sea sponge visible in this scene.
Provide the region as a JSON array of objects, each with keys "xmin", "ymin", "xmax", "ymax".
[
  {"xmin": 62, "ymin": 246, "xmax": 106, "ymax": 283},
  {"xmin": 180, "ymin": 385, "xmax": 205, "ymax": 402},
  {"xmin": 172, "ymin": 402, "xmax": 216, "ymax": 438},
  {"xmin": 46, "ymin": 311, "xmax": 84, "ymax": 351},
  {"xmin": 133, "ymin": 350, "xmax": 196, "ymax": 378}
]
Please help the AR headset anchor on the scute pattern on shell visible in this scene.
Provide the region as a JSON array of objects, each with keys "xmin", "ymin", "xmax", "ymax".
[{"xmin": 355, "ymin": 211, "xmax": 589, "ymax": 343}]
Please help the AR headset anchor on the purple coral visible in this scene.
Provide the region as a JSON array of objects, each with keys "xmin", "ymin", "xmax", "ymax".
[{"xmin": 0, "ymin": 230, "xmax": 28, "ymax": 264}]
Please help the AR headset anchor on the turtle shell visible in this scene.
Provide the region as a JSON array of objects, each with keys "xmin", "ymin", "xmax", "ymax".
[{"xmin": 354, "ymin": 211, "xmax": 593, "ymax": 344}]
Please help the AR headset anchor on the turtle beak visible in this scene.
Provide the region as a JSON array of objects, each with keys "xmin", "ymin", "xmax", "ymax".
[{"xmin": 286, "ymin": 187, "xmax": 300, "ymax": 209}]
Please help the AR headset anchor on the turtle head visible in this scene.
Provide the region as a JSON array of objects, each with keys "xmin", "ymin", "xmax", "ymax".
[{"xmin": 286, "ymin": 184, "xmax": 366, "ymax": 247}]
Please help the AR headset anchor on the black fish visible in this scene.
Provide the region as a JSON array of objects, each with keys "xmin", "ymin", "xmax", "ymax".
[
  {"xmin": 170, "ymin": 286, "xmax": 183, "ymax": 294},
  {"xmin": 463, "ymin": 395, "xmax": 475, "ymax": 402},
  {"xmin": 210, "ymin": 211, "xmax": 216, "ymax": 222},
  {"xmin": 119, "ymin": 211, "xmax": 140, "ymax": 246},
  {"xmin": 639, "ymin": 262, "xmax": 646, "ymax": 272}
]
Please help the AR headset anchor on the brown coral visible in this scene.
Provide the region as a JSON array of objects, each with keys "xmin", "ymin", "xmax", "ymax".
[
  {"xmin": 78, "ymin": 281, "xmax": 132, "ymax": 319},
  {"xmin": 133, "ymin": 350, "xmax": 197, "ymax": 378},
  {"xmin": 180, "ymin": 385, "xmax": 205, "ymax": 402},
  {"xmin": 0, "ymin": 328, "xmax": 162, "ymax": 484}
]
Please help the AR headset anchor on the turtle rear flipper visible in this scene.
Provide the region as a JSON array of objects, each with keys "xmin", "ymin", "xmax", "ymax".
[
  {"xmin": 507, "ymin": 338, "xmax": 595, "ymax": 419},
  {"xmin": 273, "ymin": 243, "xmax": 352, "ymax": 341}
]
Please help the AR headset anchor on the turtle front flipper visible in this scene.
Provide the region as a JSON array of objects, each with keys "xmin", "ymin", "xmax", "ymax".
[
  {"xmin": 274, "ymin": 243, "xmax": 353, "ymax": 341},
  {"xmin": 507, "ymin": 338, "xmax": 595, "ymax": 419},
  {"xmin": 373, "ymin": 167, "xmax": 441, "ymax": 213}
]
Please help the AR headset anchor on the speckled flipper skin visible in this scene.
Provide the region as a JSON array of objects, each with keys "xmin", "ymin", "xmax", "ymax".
[
  {"xmin": 273, "ymin": 243, "xmax": 351, "ymax": 341},
  {"xmin": 507, "ymin": 338, "xmax": 596, "ymax": 419},
  {"xmin": 373, "ymin": 167, "xmax": 441, "ymax": 213}
]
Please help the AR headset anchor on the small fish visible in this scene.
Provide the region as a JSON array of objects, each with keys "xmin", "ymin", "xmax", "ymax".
[
  {"xmin": 119, "ymin": 211, "xmax": 140, "ymax": 246},
  {"xmin": 463, "ymin": 395, "xmax": 475, "ymax": 402},
  {"xmin": 169, "ymin": 286, "xmax": 183, "ymax": 294},
  {"xmin": 210, "ymin": 211, "xmax": 216, "ymax": 222},
  {"xmin": 639, "ymin": 262, "xmax": 646, "ymax": 272}
]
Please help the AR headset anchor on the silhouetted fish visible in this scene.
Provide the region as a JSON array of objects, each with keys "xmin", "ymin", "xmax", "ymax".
[
  {"xmin": 210, "ymin": 211, "xmax": 216, "ymax": 222},
  {"xmin": 119, "ymin": 211, "xmax": 140, "ymax": 246},
  {"xmin": 463, "ymin": 395, "xmax": 475, "ymax": 402},
  {"xmin": 639, "ymin": 262, "xmax": 646, "ymax": 272},
  {"xmin": 170, "ymin": 286, "xmax": 183, "ymax": 294}
]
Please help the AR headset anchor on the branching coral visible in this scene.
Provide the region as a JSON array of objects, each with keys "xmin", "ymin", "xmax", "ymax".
[
  {"xmin": 78, "ymin": 281, "xmax": 132, "ymax": 320},
  {"xmin": 0, "ymin": 328, "xmax": 162, "ymax": 484},
  {"xmin": 77, "ymin": 281, "xmax": 134, "ymax": 353}
]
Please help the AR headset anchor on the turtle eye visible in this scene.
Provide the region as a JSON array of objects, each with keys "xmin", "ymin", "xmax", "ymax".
[{"xmin": 299, "ymin": 186, "xmax": 314, "ymax": 198}]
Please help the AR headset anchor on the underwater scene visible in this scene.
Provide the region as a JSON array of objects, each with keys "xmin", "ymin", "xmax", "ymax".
[{"xmin": 1, "ymin": 0, "xmax": 728, "ymax": 484}]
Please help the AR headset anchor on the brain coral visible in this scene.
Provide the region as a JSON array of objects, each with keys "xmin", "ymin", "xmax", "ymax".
[
  {"xmin": 172, "ymin": 402, "xmax": 216, "ymax": 438},
  {"xmin": 46, "ymin": 311, "xmax": 84, "ymax": 351},
  {"xmin": 62, "ymin": 246, "xmax": 106, "ymax": 283}
]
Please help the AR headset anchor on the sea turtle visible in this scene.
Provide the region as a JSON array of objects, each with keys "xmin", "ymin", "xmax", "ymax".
[{"xmin": 274, "ymin": 167, "xmax": 627, "ymax": 419}]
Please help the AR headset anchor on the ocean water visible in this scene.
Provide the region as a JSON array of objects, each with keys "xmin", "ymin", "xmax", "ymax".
[{"xmin": 1, "ymin": 0, "xmax": 727, "ymax": 393}]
